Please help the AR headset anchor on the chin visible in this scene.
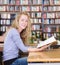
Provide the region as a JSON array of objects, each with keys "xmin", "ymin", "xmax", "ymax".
[
  {"xmin": 22, "ymin": 27, "xmax": 26, "ymax": 30},
  {"xmin": 20, "ymin": 26, "xmax": 26, "ymax": 30}
]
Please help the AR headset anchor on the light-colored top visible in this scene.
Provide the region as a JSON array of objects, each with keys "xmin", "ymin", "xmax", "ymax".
[{"xmin": 3, "ymin": 28, "xmax": 28, "ymax": 61}]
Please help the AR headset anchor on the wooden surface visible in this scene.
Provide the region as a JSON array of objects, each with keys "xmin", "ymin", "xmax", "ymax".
[
  {"xmin": 0, "ymin": 44, "xmax": 3, "ymax": 52},
  {"xmin": 0, "ymin": 36, "xmax": 4, "ymax": 42},
  {"xmin": 28, "ymin": 49, "xmax": 60, "ymax": 63}
]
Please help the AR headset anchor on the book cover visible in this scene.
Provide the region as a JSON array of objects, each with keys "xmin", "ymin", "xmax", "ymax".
[{"xmin": 37, "ymin": 36, "xmax": 57, "ymax": 48}]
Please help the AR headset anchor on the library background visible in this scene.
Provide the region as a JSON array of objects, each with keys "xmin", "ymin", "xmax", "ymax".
[{"xmin": 0, "ymin": 0, "xmax": 60, "ymax": 65}]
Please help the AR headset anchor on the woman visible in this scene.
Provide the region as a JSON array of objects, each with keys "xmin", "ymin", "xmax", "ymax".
[{"xmin": 3, "ymin": 11, "xmax": 50, "ymax": 65}]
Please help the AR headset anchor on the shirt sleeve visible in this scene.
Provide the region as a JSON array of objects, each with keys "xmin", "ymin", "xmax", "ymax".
[{"xmin": 11, "ymin": 29, "xmax": 28, "ymax": 52}]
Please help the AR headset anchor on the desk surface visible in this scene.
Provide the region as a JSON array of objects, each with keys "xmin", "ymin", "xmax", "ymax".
[
  {"xmin": 28, "ymin": 49, "xmax": 60, "ymax": 63},
  {"xmin": 0, "ymin": 44, "xmax": 3, "ymax": 52}
]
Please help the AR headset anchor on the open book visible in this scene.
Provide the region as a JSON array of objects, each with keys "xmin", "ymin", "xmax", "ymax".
[{"xmin": 37, "ymin": 36, "xmax": 57, "ymax": 48}]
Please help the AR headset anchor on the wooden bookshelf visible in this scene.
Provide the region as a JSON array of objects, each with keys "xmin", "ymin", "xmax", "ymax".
[
  {"xmin": 0, "ymin": 0, "xmax": 60, "ymax": 45},
  {"xmin": 42, "ymin": 0, "xmax": 60, "ymax": 40},
  {"xmin": 0, "ymin": 0, "xmax": 42, "ymax": 44}
]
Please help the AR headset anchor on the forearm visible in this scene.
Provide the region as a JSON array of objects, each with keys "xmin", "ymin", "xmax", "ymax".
[
  {"xmin": 28, "ymin": 44, "xmax": 50, "ymax": 52},
  {"xmin": 28, "ymin": 47, "xmax": 41, "ymax": 52},
  {"xmin": 28, "ymin": 47, "xmax": 45, "ymax": 52}
]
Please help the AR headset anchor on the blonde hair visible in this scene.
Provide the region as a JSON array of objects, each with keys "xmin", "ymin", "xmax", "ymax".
[{"xmin": 11, "ymin": 11, "xmax": 31, "ymax": 45}]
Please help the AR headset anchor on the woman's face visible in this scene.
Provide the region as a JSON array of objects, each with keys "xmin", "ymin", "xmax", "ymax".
[{"xmin": 19, "ymin": 14, "xmax": 28, "ymax": 30}]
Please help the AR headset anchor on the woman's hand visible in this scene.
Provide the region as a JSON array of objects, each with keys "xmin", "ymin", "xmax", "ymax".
[
  {"xmin": 38, "ymin": 43, "xmax": 51, "ymax": 51},
  {"xmin": 28, "ymin": 43, "xmax": 51, "ymax": 52}
]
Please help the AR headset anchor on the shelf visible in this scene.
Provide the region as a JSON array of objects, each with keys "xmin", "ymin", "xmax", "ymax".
[
  {"xmin": 43, "ymin": 4, "xmax": 60, "ymax": 6},
  {"xmin": 0, "ymin": 4, "xmax": 42, "ymax": 6},
  {"xmin": 31, "ymin": 30, "xmax": 42, "ymax": 32},
  {"xmin": 0, "ymin": 36, "xmax": 4, "ymax": 42},
  {"xmin": 43, "ymin": 24, "xmax": 60, "ymax": 26}
]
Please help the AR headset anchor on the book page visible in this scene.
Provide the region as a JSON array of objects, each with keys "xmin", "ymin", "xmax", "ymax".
[{"xmin": 37, "ymin": 36, "xmax": 57, "ymax": 48}]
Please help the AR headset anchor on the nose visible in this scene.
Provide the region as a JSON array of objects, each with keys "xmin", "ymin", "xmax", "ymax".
[{"xmin": 24, "ymin": 21, "xmax": 26, "ymax": 23}]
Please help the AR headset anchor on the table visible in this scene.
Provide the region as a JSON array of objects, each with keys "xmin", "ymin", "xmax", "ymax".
[
  {"xmin": 28, "ymin": 49, "xmax": 60, "ymax": 65},
  {"xmin": 0, "ymin": 44, "xmax": 3, "ymax": 52}
]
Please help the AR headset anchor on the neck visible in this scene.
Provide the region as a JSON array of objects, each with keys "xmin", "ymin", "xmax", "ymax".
[{"xmin": 18, "ymin": 28, "xmax": 23, "ymax": 33}]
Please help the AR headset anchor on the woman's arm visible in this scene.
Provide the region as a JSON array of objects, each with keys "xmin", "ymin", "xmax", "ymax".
[{"xmin": 28, "ymin": 44, "xmax": 50, "ymax": 52}]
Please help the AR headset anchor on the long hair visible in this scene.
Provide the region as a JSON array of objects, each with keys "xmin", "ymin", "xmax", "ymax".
[{"xmin": 11, "ymin": 11, "xmax": 31, "ymax": 45}]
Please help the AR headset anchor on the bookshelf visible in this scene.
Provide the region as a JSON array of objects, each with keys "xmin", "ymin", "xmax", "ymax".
[
  {"xmin": 0, "ymin": 0, "xmax": 60, "ymax": 45},
  {"xmin": 42, "ymin": 0, "xmax": 60, "ymax": 41},
  {"xmin": 0, "ymin": 0, "xmax": 42, "ymax": 44}
]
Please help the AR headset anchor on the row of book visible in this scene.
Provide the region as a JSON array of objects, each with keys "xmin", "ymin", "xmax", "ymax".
[
  {"xmin": 31, "ymin": 13, "xmax": 41, "ymax": 18},
  {"xmin": 50, "ymin": 0, "xmax": 60, "ymax": 5},
  {"xmin": 0, "ymin": 6, "xmax": 42, "ymax": 11},
  {"xmin": 0, "ymin": 19, "xmax": 41, "ymax": 26},
  {"xmin": 0, "ymin": 0, "xmax": 42, "ymax": 5},
  {"xmin": 1, "ymin": 12, "xmax": 60, "ymax": 19},
  {"xmin": 0, "ymin": 0, "xmax": 60, "ymax": 5},
  {"xmin": 43, "ymin": 6, "xmax": 60, "ymax": 11},
  {"xmin": 43, "ymin": 19, "xmax": 60, "ymax": 24},
  {"xmin": 31, "ymin": 33, "xmax": 60, "ymax": 43},
  {"xmin": 0, "ymin": 12, "xmax": 41, "ymax": 19},
  {"xmin": 1, "ymin": 18, "xmax": 60, "ymax": 26},
  {"xmin": 31, "ymin": 31, "xmax": 42, "ymax": 40},
  {"xmin": 43, "ymin": 32, "xmax": 60, "ymax": 40},
  {"xmin": 1, "ymin": 0, "xmax": 60, "ymax": 6},
  {"xmin": 1, "ymin": 6, "xmax": 60, "ymax": 12},
  {"xmin": 31, "ymin": 25, "xmax": 41, "ymax": 31},
  {"xmin": 43, "ymin": 26, "xmax": 60, "ymax": 35},
  {"xmin": 0, "ymin": 26, "xmax": 8, "ymax": 32},
  {"xmin": 0, "ymin": 20, "xmax": 11, "ymax": 25},
  {"xmin": 31, "ymin": 19, "xmax": 41, "ymax": 23},
  {"xmin": 31, "ymin": 31, "xmax": 60, "ymax": 41},
  {"xmin": 42, "ymin": 12, "xmax": 60, "ymax": 18},
  {"xmin": 43, "ymin": 0, "xmax": 60, "ymax": 5},
  {"xmin": 0, "ymin": 13, "xmax": 16, "ymax": 19}
]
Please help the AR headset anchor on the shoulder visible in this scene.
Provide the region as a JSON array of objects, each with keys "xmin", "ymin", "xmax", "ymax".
[
  {"xmin": 6, "ymin": 28, "xmax": 19, "ymax": 37},
  {"xmin": 9, "ymin": 28, "xmax": 18, "ymax": 33}
]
